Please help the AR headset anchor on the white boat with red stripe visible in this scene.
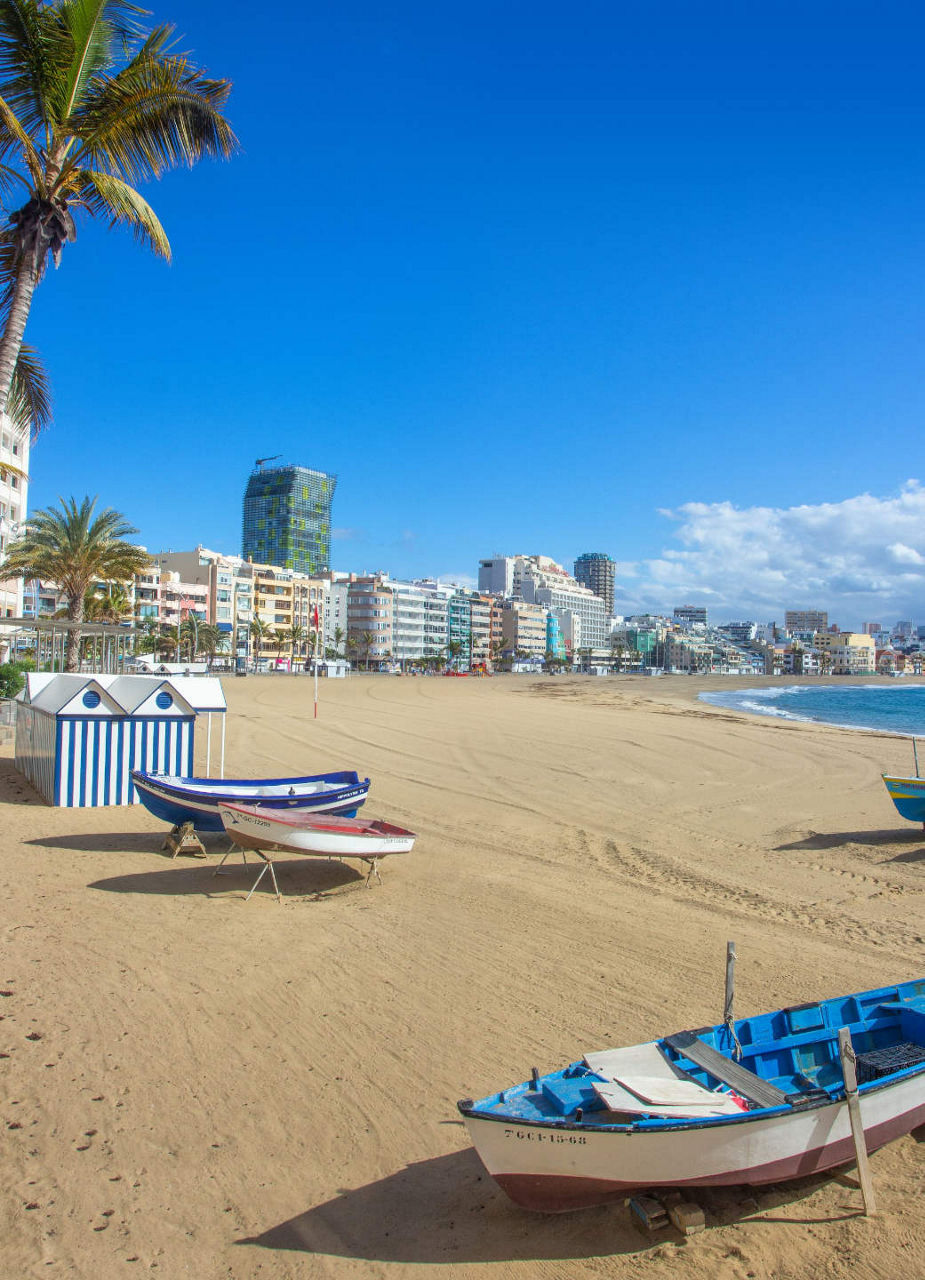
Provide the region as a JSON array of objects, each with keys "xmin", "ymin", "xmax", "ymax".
[{"xmin": 218, "ymin": 801, "xmax": 416, "ymax": 886}]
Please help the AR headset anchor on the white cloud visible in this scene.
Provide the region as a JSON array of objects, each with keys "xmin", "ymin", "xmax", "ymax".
[{"xmin": 616, "ymin": 481, "xmax": 925, "ymax": 626}]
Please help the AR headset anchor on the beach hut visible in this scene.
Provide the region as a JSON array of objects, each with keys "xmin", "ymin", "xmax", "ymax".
[{"xmin": 13, "ymin": 673, "xmax": 226, "ymax": 807}]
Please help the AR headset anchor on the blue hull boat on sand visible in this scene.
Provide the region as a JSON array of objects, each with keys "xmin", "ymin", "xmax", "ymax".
[
  {"xmin": 882, "ymin": 774, "xmax": 925, "ymax": 826},
  {"xmin": 131, "ymin": 769, "xmax": 370, "ymax": 832},
  {"xmin": 459, "ymin": 979, "xmax": 925, "ymax": 1212}
]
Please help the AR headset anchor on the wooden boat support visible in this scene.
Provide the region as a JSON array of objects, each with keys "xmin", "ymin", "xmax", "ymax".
[{"xmin": 162, "ymin": 820, "xmax": 208, "ymax": 859}]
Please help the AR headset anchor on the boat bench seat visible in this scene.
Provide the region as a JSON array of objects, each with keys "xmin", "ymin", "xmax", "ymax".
[{"xmin": 664, "ymin": 1031, "xmax": 790, "ymax": 1109}]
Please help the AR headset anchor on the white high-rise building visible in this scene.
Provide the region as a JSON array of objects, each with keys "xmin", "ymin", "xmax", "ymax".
[
  {"xmin": 0, "ymin": 422, "xmax": 29, "ymax": 618},
  {"xmin": 518, "ymin": 558, "xmax": 608, "ymax": 653}
]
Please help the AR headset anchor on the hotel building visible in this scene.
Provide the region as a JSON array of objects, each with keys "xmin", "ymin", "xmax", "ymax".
[{"xmin": 242, "ymin": 462, "xmax": 336, "ymax": 576}]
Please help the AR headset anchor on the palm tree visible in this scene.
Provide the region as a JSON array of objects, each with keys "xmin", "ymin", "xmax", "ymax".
[
  {"xmin": 333, "ymin": 625, "xmax": 345, "ymax": 659},
  {"xmin": 134, "ymin": 617, "xmax": 161, "ymax": 662},
  {"xmin": 194, "ymin": 622, "xmax": 226, "ymax": 670},
  {"xmin": 179, "ymin": 614, "xmax": 201, "ymax": 662},
  {"xmin": 158, "ymin": 621, "xmax": 180, "ymax": 660},
  {"xmin": 0, "ymin": 2, "xmax": 237, "ymax": 421},
  {"xmin": 249, "ymin": 616, "xmax": 271, "ymax": 669},
  {"xmin": 80, "ymin": 580, "xmax": 132, "ymax": 623},
  {"xmin": 3, "ymin": 495, "xmax": 149, "ymax": 670},
  {"xmin": 362, "ymin": 629, "xmax": 374, "ymax": 671},
  {"xmin": 287, "ymin": 622, "xmax": 307, "ymax": 667},
  {"xmin": 345, "ymin": 633, "xmax": 359, "ymax": 670}
]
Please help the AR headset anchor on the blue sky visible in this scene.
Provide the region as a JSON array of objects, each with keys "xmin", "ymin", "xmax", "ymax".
[{"xmin": 19, "ymin": 1, "xmax": 925, "ymax": 626}]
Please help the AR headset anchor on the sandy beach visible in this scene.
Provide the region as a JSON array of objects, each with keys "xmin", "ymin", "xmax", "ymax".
[{"xmin": 1, "ymin": 672, "xmax": 923, "ymax": 1279}]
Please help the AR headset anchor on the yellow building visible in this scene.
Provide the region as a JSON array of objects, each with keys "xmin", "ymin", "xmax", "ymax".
[{"xmin": 815, "ymin": 631, "xmax": 876, "ymax": 674}]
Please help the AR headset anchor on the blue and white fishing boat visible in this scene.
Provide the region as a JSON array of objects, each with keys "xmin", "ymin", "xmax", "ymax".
[
  {"xmin": 882, "ymin": 774, "xmax": 925, "ymax": 827},
  {"xmin": 459, "ymin": 979, "xmax": 925, "ymax": 1212},
  {"xmin": 131, "ymin": 769, "xmax": 370, "ymax": 833}
]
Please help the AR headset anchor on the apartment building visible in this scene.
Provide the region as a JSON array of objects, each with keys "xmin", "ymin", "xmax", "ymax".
[
  {"xmin": 665, "ymin": 634, "xmax": 713, "ymax": 674},
  {"xmin": 501, "ymin": 599, "xmax": 547, "ymax": 660},
  {"xmin": 447, "ymin": 590, "xmax": 471, "ymax": 668},
  {"xmin": 674, "ymin": 605, "xmax": 708, "ymax": 627},
  {"xmin": 158, "ymin": 573, "xmax": 208, "ymax": 628},
  {"xmin": 574, "ymin": 551, "xmax": 615, "ymax": 617},
  {"xmin": 786, "ymin": 609, "xmax": 828, "ymax": 633},
  {"xmin": 0, "ymin": 423, "xmax": 29, "ymax": 617},
  {"xmin": 469, "ymin": 592, "xmax": 495, "ymax": 668},
  {"xmin": 391, "ymin": 581, "xmax": 427, "ymax": 663},
  {"xmin": 347, "ymin": 577, "xmax": 393, "ymax": 667},
  {"xmin": 815, "ymin": 630, "xmax": 876, "ymax": 674}
]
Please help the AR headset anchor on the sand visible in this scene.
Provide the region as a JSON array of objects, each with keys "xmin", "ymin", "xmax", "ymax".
[{"xmin": 0, "ymin": 671, "xmax": 923, "ymax": 1279}]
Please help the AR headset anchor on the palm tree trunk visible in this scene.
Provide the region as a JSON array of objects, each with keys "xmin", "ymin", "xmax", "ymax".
[
  {"xmin": 64, "ymin": 598, "xmax": 84, "ymax": 673},
  {"xmin": 0, "ymin": 261, "xmax": 39, "ymax": 419}
]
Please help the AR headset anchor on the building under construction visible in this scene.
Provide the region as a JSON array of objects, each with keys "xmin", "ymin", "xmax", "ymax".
[{"xmin": 242, "ymin": 463, "xmax": 337, "ymax": 576}]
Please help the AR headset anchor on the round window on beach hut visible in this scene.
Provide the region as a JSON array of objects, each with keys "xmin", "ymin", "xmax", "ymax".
[
  {"xmin": 81, "ymin": 690, "xmax": 101, "ymax": 709},
  {"xmin": 155, "ymin": 691, "xmax": 173, "ymax": 710}
]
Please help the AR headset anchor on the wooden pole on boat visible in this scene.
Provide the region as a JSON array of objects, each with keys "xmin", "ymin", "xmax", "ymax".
[
  {"xmin": 724, "ymin": 941, "xmax": 736, "ymax": 1025},
  {"xmin": 723, "ymin": 940, "xmax": 742, "ymax": 1059},
  {"xmin": 837, "ymin": 1027, "xmax": 876, "ymax": 1216},
  {"xmin": 914, "ymin": 737, "xmax": 920, "ymax": 778}
]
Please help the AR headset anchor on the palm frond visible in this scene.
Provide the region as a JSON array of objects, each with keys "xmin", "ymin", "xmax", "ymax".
[
  {"xmin": 57, "ymin": 0, "xmax": 148, "ymax": 124},
  {"xmin": 70, "ymin": 25, "xmax": 236, "ymax": 183},
  {"xmin": 74, "ymin": 167, "xmax": 168, "ymax": 256},
  {"xmin": 7, "ymin": 338, "xmax": 49, "ymax": 438},
  {"xmin": 0, "ymin": 0, "xmax": 63, "ymax": 137},
  {"xmin": 0, "ymin": 87, "xmax": 40, "ymax": 181}
]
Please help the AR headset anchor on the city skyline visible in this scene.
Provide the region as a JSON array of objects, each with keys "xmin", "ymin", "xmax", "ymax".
[{"xmin": 15, "ymin": 3, "xmax": 925, "ymax": 627}]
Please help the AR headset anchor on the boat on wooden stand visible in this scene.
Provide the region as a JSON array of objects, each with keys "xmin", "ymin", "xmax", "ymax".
[
  {"xmin": 131, "ymin": 769, "xmax": 370, "ymax": 833},
  {"xmin": 217, "ymin": 801, "xmax": 417, "ymax": 896}
]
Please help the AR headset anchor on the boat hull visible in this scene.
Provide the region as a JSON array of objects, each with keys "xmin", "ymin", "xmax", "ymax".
[
  {"xmin": 461, "ymin": 1073, "xmax": 925, "ymax": 1212},
  {"xmin": 131, "ymin": 771, "xmax": 370, "ymax": 832},
  {"xmin": 882, "ymin": 774, "xmax": 925, "ymax": 824},
  {"xmin": 219, "ymin": 803, "xmax": 416, "ymax": 857}
]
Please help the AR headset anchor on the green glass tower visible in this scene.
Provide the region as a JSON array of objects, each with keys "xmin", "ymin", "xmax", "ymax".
[{"xmin": 242, "ymin": 463, "xmax": 337, "ymax": 573}]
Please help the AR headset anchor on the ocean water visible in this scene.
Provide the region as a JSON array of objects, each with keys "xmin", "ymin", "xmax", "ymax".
[{"xmin": 698, "ymin": 683, "xmax": 925, "ymax": 736}]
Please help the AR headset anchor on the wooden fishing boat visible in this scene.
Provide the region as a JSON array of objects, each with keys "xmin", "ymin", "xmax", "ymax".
[
  {"xmin": 458, "ymin": 979, "xmax": 925, "ymax": 1212},
  {"xmin": 218, "ymin": 801, "xmax": 416, "ymax": 887},
  {"xmin": 131, "ymin": 769, "xmax": 370, "ymax": 832},
  {"xmin": 882, "ymin": 774, "xmax": 925, "ymax": 826}
]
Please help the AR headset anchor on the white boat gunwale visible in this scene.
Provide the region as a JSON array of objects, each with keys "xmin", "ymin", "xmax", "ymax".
[{"xmin": 459, "ymin": 1058, "xmax": 924, "ymax": 1135}]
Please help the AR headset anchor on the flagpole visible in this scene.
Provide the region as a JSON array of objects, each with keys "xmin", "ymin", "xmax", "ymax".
[{"xmin": 313, "ymin": 606, "xmax": 320, "ymax": 719}]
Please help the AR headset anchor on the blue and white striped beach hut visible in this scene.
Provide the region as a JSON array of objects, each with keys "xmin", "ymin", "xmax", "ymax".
[{"xmin": 14, "ymin": 673, "xmax": 225, "ymax": 807}]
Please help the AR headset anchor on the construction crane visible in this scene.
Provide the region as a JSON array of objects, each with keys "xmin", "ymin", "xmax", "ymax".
[{"xmin": 255, "ymin": 454, "xmax": 281, "ymax": 469}]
